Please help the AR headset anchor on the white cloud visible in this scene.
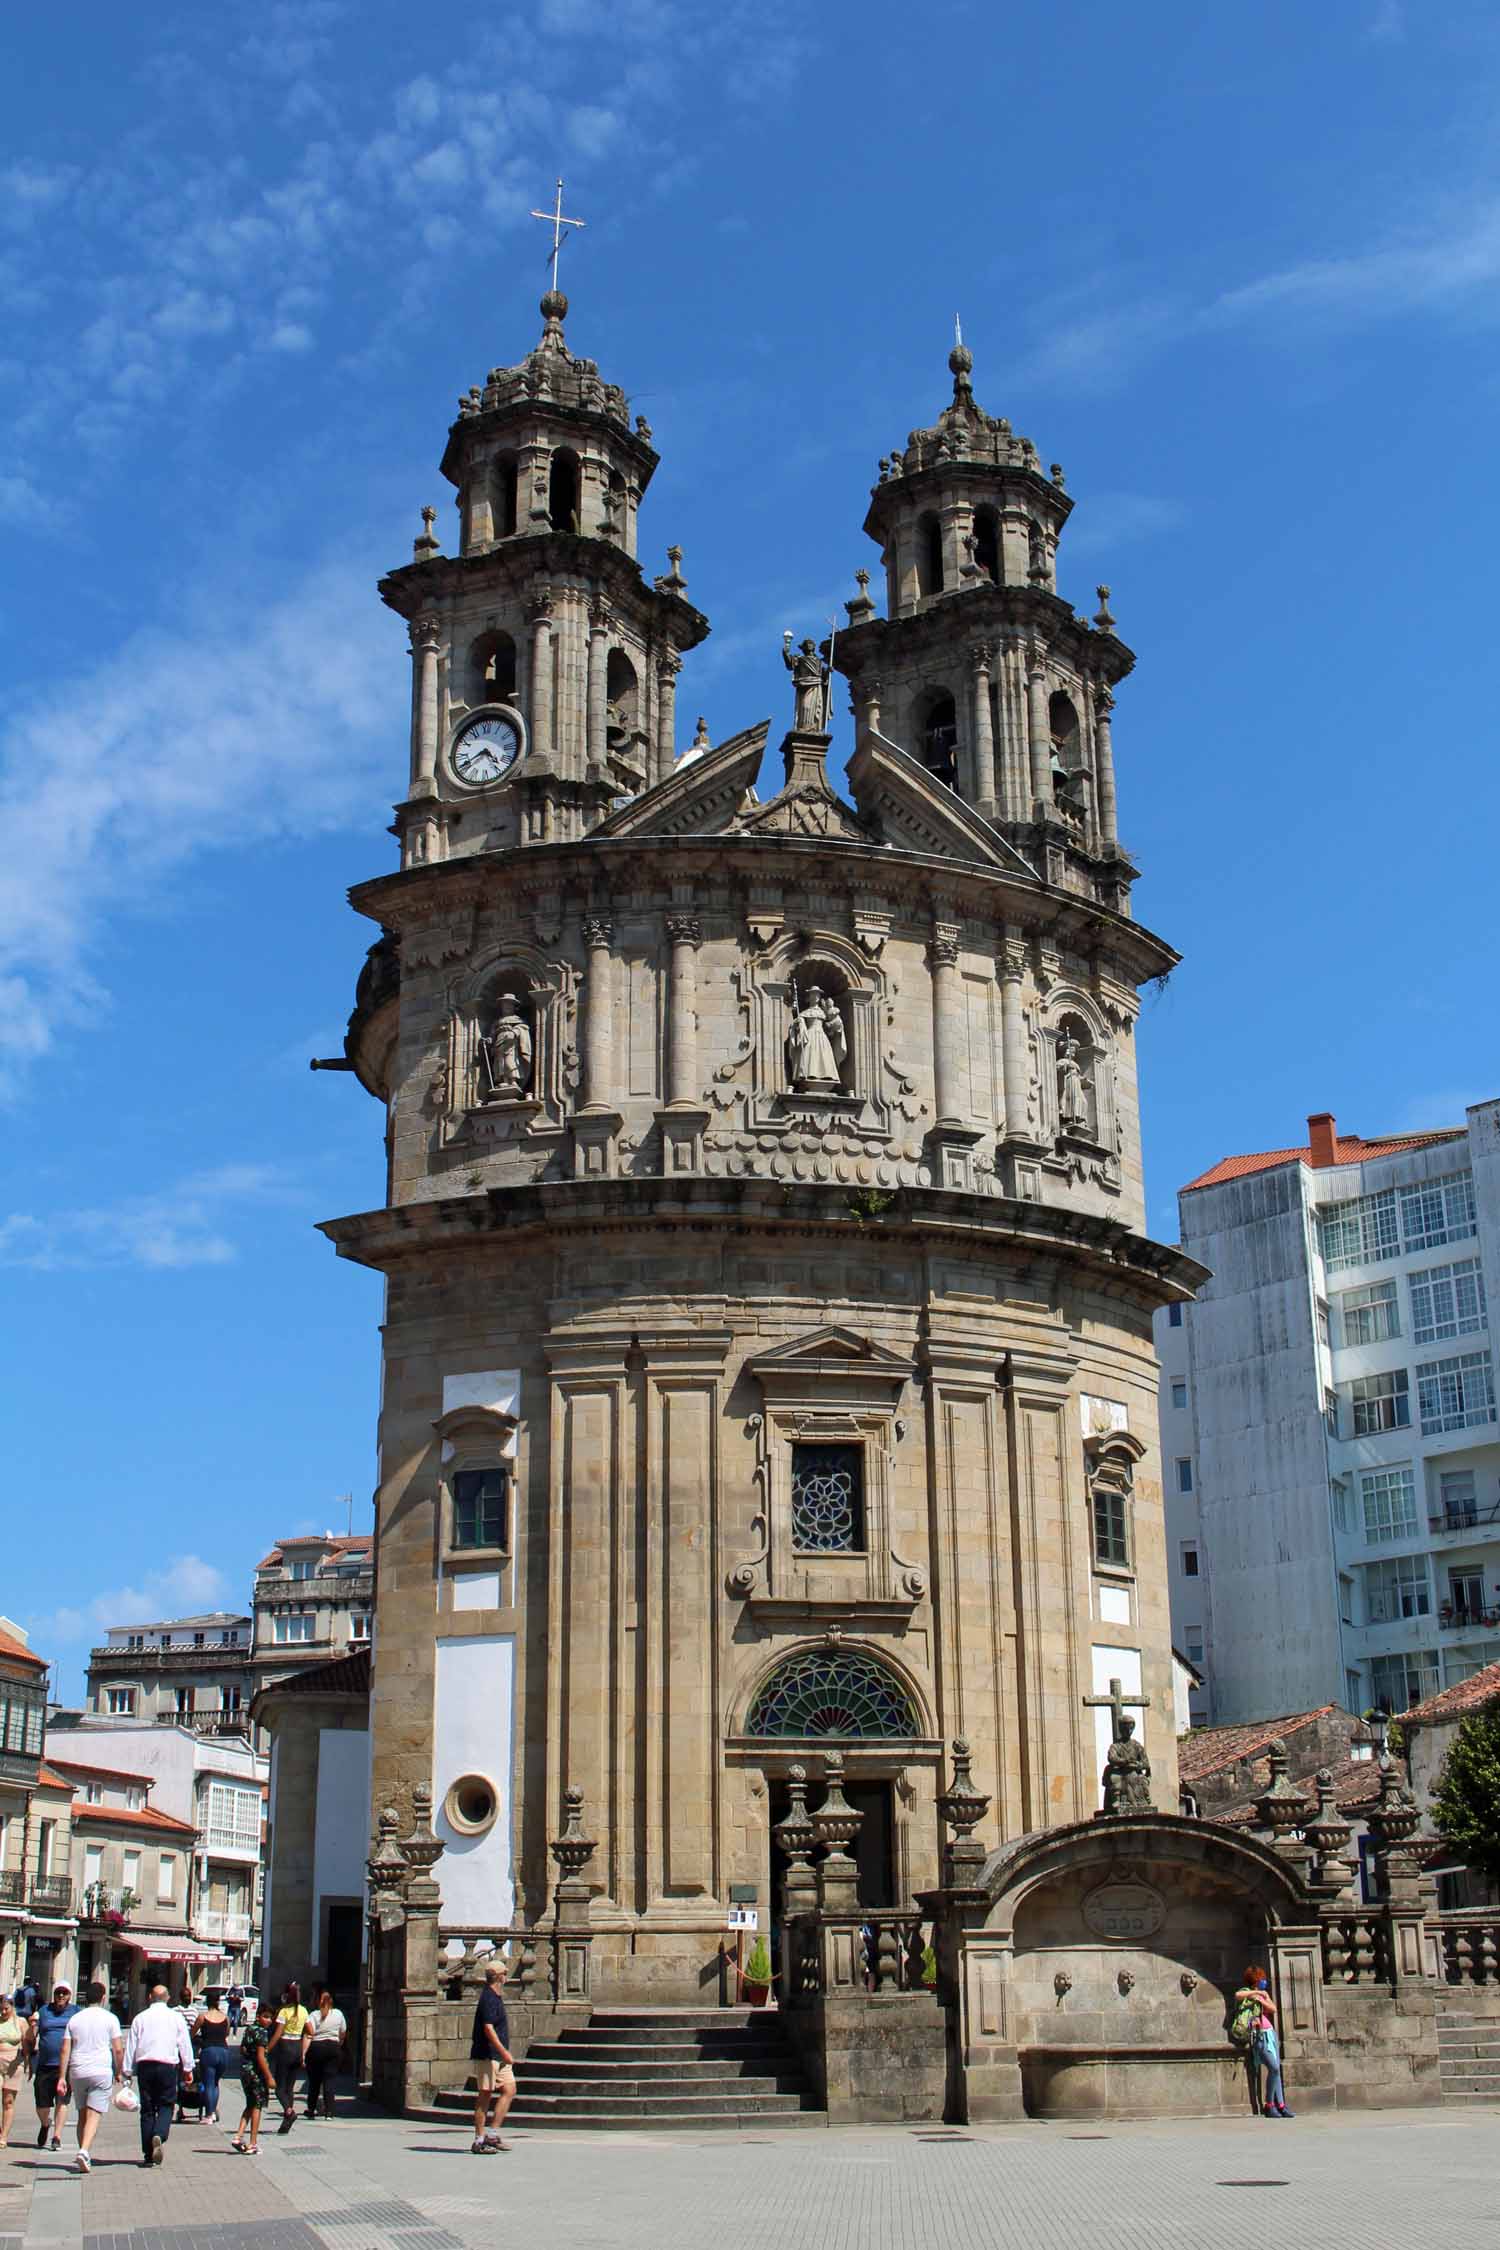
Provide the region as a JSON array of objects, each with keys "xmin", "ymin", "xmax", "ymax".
[
  {"xmin": 1368, "ymin": 0, "xmax": 1404, "ymax": 42},
  {"xmin": 1211, "ymin": 202, "xmax": 1500, "ymax": 325},
  {"xmin": 0, "ymin": 1162, "xmax": 301, "ymax": 1271},
  {"xmin": 26, "ymin": 1556, "xmax": 233, "ymax": 1649},
  {"xmin": 568, "ymin": 105, "xmax": 621, "ymax": 159},
  {"xmin": 0, "ymin": 553, "xmax": 399, "ymax": 1092}
]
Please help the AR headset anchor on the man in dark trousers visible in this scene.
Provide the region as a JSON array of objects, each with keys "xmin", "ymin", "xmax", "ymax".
[
  {"xmin": 469, "ymin": 1959, "xmax": 515, "ymax": 2155},
  {"xmin": 123, "ymin": 1985, "xmax": 194, "ymax": 2165}
]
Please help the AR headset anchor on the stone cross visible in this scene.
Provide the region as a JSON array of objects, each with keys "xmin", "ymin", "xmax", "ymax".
[
  {"xmin": 530, "ymin": 177, "xmax": 586, "ymax": 294},
  {"xmin": 1084, "ymin": 1677, "xmax": 1151, "ymax": 1742}
]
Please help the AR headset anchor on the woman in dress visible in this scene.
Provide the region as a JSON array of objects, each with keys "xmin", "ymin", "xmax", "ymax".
[{"xmin": 0, "ymin": 1995, "xmax": 30, "ymax": 2147}]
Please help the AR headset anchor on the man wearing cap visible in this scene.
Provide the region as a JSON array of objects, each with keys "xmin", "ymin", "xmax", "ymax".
[{"xmin": 31, "ymin": 1983, "xmax": 78, "ymax": 2152}]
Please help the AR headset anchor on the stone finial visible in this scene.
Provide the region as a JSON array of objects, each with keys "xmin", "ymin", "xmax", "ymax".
[
  {"xmin": 635, "ymin": 412, "xmax": 653, "ymax": 441},
  {"xmin": 1304, "ymin": 1765, "xmax": 1355, "ymax": 1892},
  {"xmin": 810, "ymin": 1750, "xmax": 863, "ymax": 1858},
  {"xmin": 549, "ymin": 1782, "xmax": 598, "ymax": 1881},
  {"xmin": 655, "ymin": 544, "xmax": 687, "ymax": 595},
  {"xmin": 1093, "ymin": 584, "xmax": 1116, "ymax": 631},
  {"xmin": 937, "ymin": 1737, "xmax": 992, "ymax": 1893},
  {"xmin": 367, "ymin": 1805, "xmax": 408, "ymax": 1891},
  {"xmin": 1050, "ymin": 463, "xmax": 1066, "ymax": 489},
  {"xmin": 1254, "ymin": 1737, "xmax": 1312, "ymax": 1840},
  {"xmin": 846, "ymin": 566, "xmax": 877, "ymax": 625},
  {"xmin": 1367, "ymin": 1756, "xmax": 1420, "ymax": 1854},
  {"xmin": 414, "ymin": 503, "xmax": 441, "ymax": 561},
  {"xmin": 401, "ymin": 1783, "xmax": 444, "ymax": 1876},
  {"xmin": 773, "ymin": 1761, "xmax": 818, "ymax": 1912}
]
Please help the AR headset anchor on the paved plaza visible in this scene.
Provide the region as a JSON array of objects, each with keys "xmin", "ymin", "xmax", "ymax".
[{"xmin": 0, "ymin": 2092, "xmax": 1496, "ymax": 2250}]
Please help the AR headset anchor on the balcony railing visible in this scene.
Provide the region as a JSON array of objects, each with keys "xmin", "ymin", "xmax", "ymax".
[
  {"xmin": 30, "ymin": 1876, "xmax": 72, "ymax": 1913},
  {"xmin": 81, "ymin": 1883, "xmax": 138, "ymax": 1922},
  {"xmin": 153, "ymin": 1709, "xmax": 252, "ymax": 1736},
  {"xmin": 194, "ymin": 1908, "xmax": 252, "ymax": 1944},
  {"xmin": 1428, "ymin": 1502, "xmax": 1500, "ymax": 1535},
  {"xmin": 0, "ymin": 1871, "xmax": 23, "ymax": 1906},
  {"xmin": 1438, "ymin": 1603, "xmax": 1500, "ymax": 1631}
]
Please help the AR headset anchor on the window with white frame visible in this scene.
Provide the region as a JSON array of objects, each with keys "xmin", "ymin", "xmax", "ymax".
[
  {"xmin": 1368, "ymin": 1648, "xmax": 1439, "ymax": 1712},
  {"xmin": 1185, "ymin": 1625, "xmax": 1204, "ymax": 1665},
  {"xmin": 122, "ymin": 1849, "xmax": 141, "ymax": 1898},
  {"xmin": 0, "ymin": 1682, "xmax": 45, "ymax": 1754},
  {"xmin": 1338, "ymin": 1278, "xmax": 1400, "ymax": 1347},
  {"xmin": 1318, "ymin": 1188, "xmax": 1399, "ymax": 1272},
  {"xmin": 1170, "ymin": 1379, "xmax": 1188, "ymax": 1411},
  {"xmin": 1317, "ymin": 1298, "xmax": 1331, "ymax": 1349},
  {"xmin": 1361, "ymin": 1465, "xmax": 1418, "ymax": 1544},
  {"xmin": 1363, "ymin": 1555, "xmax": 1430, "ymax": 1622},
  {"xmin": 157, "ymin": 1853, "xmax": 176, "ymax": 1905},
  {"xmin": 1399, "ymin": 1172, "xmax": 1477, "ymax": 1255},
  {"xmin": 349, "ymin": 1611, "xmax": 371, "ymax": 1641},
  {"xmin": 1345, "ymin": 1666, "xmax": 1363, "ymax": 1712},
  {"xmin": 1175, "ymin": 1457, "xmax": 1193, "ymax": 1494},
  {"xmin": 126, "ymin": 1633, "xmax": 144, "ymax": 1651},
  {"xmin": 105, "ymin": 1688, "xmax": 135, "ymax": 1716},
  {"xmin": 203, "ymin": 1781, "xmax": 261, "ymax": 1853},
  {"xmin": 1417, "ymin": 1351, "xmax": 1497, "ymax": 1436},
  {"xmin": 123, "ymin": 1785, "xmax": 144, "ymax": 1810},
  {"xmin": 1437, "ymin": 1468, "xmax": 1479, "ymax": 1528},
  {"xmin": 289, "ymin": 1559, "xmax": 317, "ymax": 1580},
  {"xmin": 1410, "ymin": 1258, "xmax": 1487, "ymax": 1348},
  {"xmin": 83, "ymin": 1781, "xmax": 102, "ymax": 1804},
  {"xmin": 1349, "ymin": 1368, "xmax": 1410, "ymax": 1435},
  {"xmin": 1331, "ymin": 1478, "xmax": 1352, "ymax": 1532},
  {"xmin": 273, "ymin": 1613, "xmax": 315, "ymax": 1644}
]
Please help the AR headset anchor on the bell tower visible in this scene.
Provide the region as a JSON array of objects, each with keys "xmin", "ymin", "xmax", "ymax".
[
  {"xmin": 832, "ymin": 334, "xmax": 1134, "ymax": 913},
  {"xmin": 378, "ymin": 288, "xmax": 709, "ymax": 866}
]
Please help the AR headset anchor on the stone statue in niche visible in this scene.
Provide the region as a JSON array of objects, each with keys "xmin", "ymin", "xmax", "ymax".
[
  {"xmin": 480, "ymin": 996, "xmax": 533, "ymax": 1100},
  {"xmin": 1101, "ymin": 1716, "xmax": 1152, "ymax": 1815},
  {"xmin": 1056, "ymin": 1032, "xmax": 1093, "ymax": 1137},
  {"xmin": 785, "ymin": 982, "xmax": 847, "ymax": 1090},
  {"xmin": 782, "ymin": 634, "xmax": 829, "ymax": 732}
]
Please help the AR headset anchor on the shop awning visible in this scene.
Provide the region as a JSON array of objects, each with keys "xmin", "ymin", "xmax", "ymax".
[{"xmin": 114, "ymin": 1936, "xmax": 224, "ymax": 1965}]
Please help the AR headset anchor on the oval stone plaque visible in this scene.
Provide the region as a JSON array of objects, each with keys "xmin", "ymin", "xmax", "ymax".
[{"xmin": 1081, "ymin": 1878, "xmax": 1166, "ymax": 1941}]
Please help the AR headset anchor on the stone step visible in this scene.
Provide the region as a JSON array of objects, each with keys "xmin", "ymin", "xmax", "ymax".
[
  {"xmin": 531, "ymin": 2039, "xmax": 787, "ymax": 2064},
  {"xmin": 540, "ymin": 2024, "xmax": 783, "ymax": 2049},
  {"xmin": 1439, "ymin": 2078, "xmax": 1500, "ymax": 2100},
  {"xmin": 509, "ymin": 2093, "xmax": 814, "ymax": 2120},
  {"xmin": 505, "ymin": 2108, "xmax": 829, "ymax": 2133},
  {"xmin": 1437, "ymin": 2038, "xmax": 1500, "ymax": 2059},
  {"xmin": 516, "ymin": 2061, "xmax": 801, "ymax": 2088}
]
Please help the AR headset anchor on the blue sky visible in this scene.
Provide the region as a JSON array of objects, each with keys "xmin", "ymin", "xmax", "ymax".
[{"xmin": 5, "ymin": 0, "xmax": 1499, "ymax": 1695}]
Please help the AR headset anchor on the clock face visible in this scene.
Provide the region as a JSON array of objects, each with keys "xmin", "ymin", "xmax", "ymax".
[{"xmin": 450, "ymin": 711, "xmax": 521, "ymax": 788}]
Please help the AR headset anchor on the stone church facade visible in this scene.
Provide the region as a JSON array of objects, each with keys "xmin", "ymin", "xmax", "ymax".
[{"xmin": 324, "ymin": 290, "xmax": 1199, "ymax": 1999}]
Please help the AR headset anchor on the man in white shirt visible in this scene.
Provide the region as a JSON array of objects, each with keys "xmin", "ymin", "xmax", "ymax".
[
  {"xmin": 57, "ymin": 1982, "xmax": 124, "ymax": 2174},
  {"xmin": 123, "ymin": 1985, "xmax": 194, "ymax": 2166}
]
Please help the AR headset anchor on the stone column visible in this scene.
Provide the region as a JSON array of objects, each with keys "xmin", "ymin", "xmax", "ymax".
[
  {"xmin": 580, "ymin": 915, "xmax": 614, "ymax": 1109},
  {"xmin": 657, "ymin": 910, "xmax": 709, "ymax": 1173},
  {"xmin": 586, "ymin": 600, "xmax": 610, "ymax": 776},
  {"xmin": 999, "ymin": 933, "xmax": 1030, "ymax": 1144},
  {"xmin": 1093, "ymin": 682, "xmax": 1119, "ymax": 849},
  {"xmin": 860, "ymin": 675, "xmax": 883, "ymax": 740},
  {"xmin": 930, "ymin": 921, "xmax": 964, "ymax": 1126},
  {"xmin": 1026, "ymin": 647, "xmax": 1050, "ymax": 813},
  {"xmin": 655, "ymin": 651, "xmax": 680, "ymax": 784},
  {"xmin": 409, "ymin": 614, "xmax": 441, "ymax": 797},
  {"xmin": 971, "ymin": 643, "xmax": 997, "ymax": 818},
  {"xmin": 528, "ymin": 591, "xmax": 555, "ymax": 767}
]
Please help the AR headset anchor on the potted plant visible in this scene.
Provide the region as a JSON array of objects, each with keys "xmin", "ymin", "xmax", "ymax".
[{"xmin": 741, "ymin": 1935, "xmax": 773, "ymax": 2006}]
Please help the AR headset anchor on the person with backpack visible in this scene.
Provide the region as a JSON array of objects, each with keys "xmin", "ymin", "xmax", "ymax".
[{"xmin": 1231, "ymin": 1964, "xmax": 1292, "ymax": 2118}]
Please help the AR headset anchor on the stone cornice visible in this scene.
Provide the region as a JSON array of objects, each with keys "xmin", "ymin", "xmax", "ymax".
[
  {"xmin": 378, "ymin": 535, "xmax": 710, "ymax": 653},
  {"xmin": 833, "ymin": 587, "xmax": 1135, "ymax": 688}
]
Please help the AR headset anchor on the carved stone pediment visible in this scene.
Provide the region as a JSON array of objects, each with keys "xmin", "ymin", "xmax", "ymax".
[
  {"xmin": 588, "ymin": 720, "xmax": 770, "ymax": 839},
  {"xmin": 846, "ymin": 727, "xmax": 1041, "ymax": 879},
  {"xmin": 728, "ymin": 731, "xmax": 872, "ymax": 843},
  {"xmin": 747, "ymin": 1325, "xmax": 916, "ymax": 1395}
]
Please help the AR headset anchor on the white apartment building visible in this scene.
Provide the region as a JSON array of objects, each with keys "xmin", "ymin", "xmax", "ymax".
[{"xmin": 1157, "ymin": 1101, "xmax": 1500, "ymax": 1726}]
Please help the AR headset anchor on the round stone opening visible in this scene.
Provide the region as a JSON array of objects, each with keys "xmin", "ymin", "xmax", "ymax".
[{"xmin": 444, "ymin": 1774, "xmax": 499, "ymax": 1835}]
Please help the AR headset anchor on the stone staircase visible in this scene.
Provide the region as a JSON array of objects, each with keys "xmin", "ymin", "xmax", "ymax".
[
  {"xmin": 1435, "ymin": 2002, "xmax": 1500, "ymax": 2103},
  {"xmin": 438, "ymin": 2007, "xmax": 826, "ymax": 2131}
]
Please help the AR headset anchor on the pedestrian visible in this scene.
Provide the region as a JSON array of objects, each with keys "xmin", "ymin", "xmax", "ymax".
[
  {"xmin": 1234, "ymin": 1964, "xmax": 1293, "ymax": 2120},
  {"xmin": 0, "ymin": 1996, "xmax": 28, "ymax": 2148},
  {"xmin": 231, "ymin": 2002, "xmax": 275, "ymax": 2156},
  {"xmin": 55, "ymin": 1981, "xmax": 124, "ymax": 2175},
  {"xmin": 123, "ymin": 1983, "xmax": 195, "ymax": 2167},
  {"xmin": 11, "ymin": 1979, "xmax": 37, "ymax": 2021},
  {"xmin": 31, "ymin": 1983, "xmax": 78, "ymax": 2151},
  {"xmin": 268, "ymin": 1982, "xmax": 309, "ymax": 2132},
  {"xmin": 226, "ymin": 1985, "xmax": 243, "ymax": 2034},
  {"xmin": 194, "ymin": 1989, "xmax": 234, "ymax": 2126},
  {"xmin": 468, "ymin": 1959, "xmax": 515, "ymax": 2156},
  {"xmin": 300, "ymin": 1989, "xmax": 347, "ymax": 2122},
  {"xmin": 174, "ymin": 1990, "xmax": 201, "ymax": 2121}
]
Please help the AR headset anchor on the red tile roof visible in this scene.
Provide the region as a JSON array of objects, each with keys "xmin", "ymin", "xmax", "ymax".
[
  {"xmin": 43, "ymin": 1756, "xmax": 156, "ymax": 1787},
  {"xmin": 35, "ymin": 1765, "xmax": 80, "ymax": 1793},
  {"xmin": 1177, "ymin": 1707, "xmax": 1341, "ymax": 1786},
  {"xmin": 1402, "ymin": 1659, "xmax": 1500, "ymax": 1728},
  {"xmin": 0, "ymin": 1626, "xmax": 48, "ymax": 1673},
  {"xmin": 1215, "ymin": 1752, "xmax": 1383, "ymax": 1826},
  {"xmin": 254, "ymin": 1533, "xmax": 373, "ymax": 1570},
  {"xmin": 1183, "ymin": 1127, "xmax": 1465, "ymax": 1194},
  {"xmin": 71, "ymin": 1802, "xmax": 197, "ymax": 1838}
]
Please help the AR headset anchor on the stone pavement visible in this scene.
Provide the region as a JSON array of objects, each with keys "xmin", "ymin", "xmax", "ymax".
[{"xmin": 1, "ymin": 2090, "xmax": 1497, "ymax": 2250}]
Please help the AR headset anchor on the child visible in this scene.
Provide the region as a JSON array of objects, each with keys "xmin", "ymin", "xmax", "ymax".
[{"xmin": 232, "ymin": 2004, "xmax": 275, "ymax": 2155}]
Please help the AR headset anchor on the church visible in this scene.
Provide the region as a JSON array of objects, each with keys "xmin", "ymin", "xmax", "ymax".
[{"xmin": 317, "ymin": 273, "xmax": 1197, "ymax": 2008}]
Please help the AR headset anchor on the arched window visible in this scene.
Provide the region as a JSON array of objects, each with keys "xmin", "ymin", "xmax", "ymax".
[
  {"xmin": 1049, "ymin": 691, "xmax": 1081, "ymax": 805},
  {"xmin": 605, "ymin": 649, "xmax": 639, "ymax": 747},
  {"xmin": 549, "ymin": 448, "xmax": 581, "ymax": 533},
  {"xmin": 973, "ymin": 506, "xmax": 1000, "ymax": 581},
  {"xmin": 493, "ymin": 454, "xmax": 518, "ymax": 539},
  {"xmin": 917, "ymin": 690, "xmax": 959, "ymax": 788},
  {"xmin": 917, "ymin": 511, "xmax": 944, "ymax": 597},
  {"xmin": 603, "ymin": 470, "xmax": 626, "ymax": 539},
  {"xmin": 746, "ymin": 1648, "xmax": 918, "ymax": 1739},
  {"xmin": 468, "ymin": 630, "xmax": 517, "ymax": 708}
]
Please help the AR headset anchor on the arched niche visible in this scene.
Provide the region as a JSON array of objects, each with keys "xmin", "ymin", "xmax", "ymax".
[
  {"xmin": 741, "ymin": 932, "xmax": 891, "ymax": 1138},
  {"xmin": 467, "ymin": 629, "xmax": 518, "ymax": 709},
  {"xmin": 548, "ymin": 447, "xmax": 581, "ymax": 533},
  {"xmin": 917, "ymin": 511, "xmax": 945, "ymax": 597},
  {"xmin": 435, "ymin": 944, "xmax": 573, "ymax": 1143},
  {"xmin": 915, "ymin": 688, "xmax": 960, "ymax": 788},
  {"xmin": 973, "ymin": 505, "xmax": 1001, "ymax": 582},
  {"xmin": 605, "ymin": 648, "xmax": 640, "ymax": 749},
  {"xmin": 1043, "ymin": 993, "xmax": 1116, "ymax": 1166},
  {"xmin": 492, "ymin": 454, "xmax": 519, "ymax": 539}
]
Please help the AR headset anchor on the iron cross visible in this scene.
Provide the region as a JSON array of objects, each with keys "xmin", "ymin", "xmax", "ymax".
[
  {"xmin": 530, "ymin": 177, "xmax": 585, "ymax": 293},
  {"xmin": 1084, "ymin": 1677, "xmax": 1151, "ymax": 1742}
]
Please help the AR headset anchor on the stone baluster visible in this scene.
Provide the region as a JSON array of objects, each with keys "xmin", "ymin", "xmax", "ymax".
[
  {"xmin": 874, "ymin": 1920, "xmax": 901, "ymax": 1991},
  {"xmin": 971, "ymin": 642, "xmax": 998, "ymax": 818},
  {"xmin": 409, "ymin": 615, "xmax": 442, "ymax": 796}
]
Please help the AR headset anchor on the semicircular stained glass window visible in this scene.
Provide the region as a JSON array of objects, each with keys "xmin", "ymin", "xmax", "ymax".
[{"xmin": 745, "ymin": 1648, "xmax": 918, "ymax": 1739}]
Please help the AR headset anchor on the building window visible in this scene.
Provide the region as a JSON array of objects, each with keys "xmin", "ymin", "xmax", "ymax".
[
  {"xmin": 1410, "ymin": 1258, "xmax": 1486, "ymax": 1347},
  {"xmin": 1364, "ymin": 1555, "xmax": 1430, "ymax": 1622},
  {"xmin": 1318, "ymin": 1187, "xmax": 1398, "ymax": 1272},
  {"xmin": 1092, "ymin": 1477, "xmax": 1131, "ymax": 1569},
  {"xmin": 746, "ymin": 1648, "xmax": 918, "ymax": 1739},
  {"xmin": 1184, "ymin": 1625, "xmax": 1205, "ymax": 1666},
  {"xmin": 204, "ymin": 1781, "xmax": 261, "ymax": 1853},
  {"xmin": 1325, "ymin": 1389, "xmax": 1340, "ymax": 1440},
  {"xmin": 1345, "ymin": 1666, "xmax": 1363, "ymax": 1712},
  {"xmin": 105, "ymin": 1688, "xmax": 135, "ymax": 1717},
  {"xmin": 1317, "ymin": 1297, "xmax": 1331, "ymax": 1349},
  {"xmin": 174, "ymin": 1688, "xmax": 195, "ymax": 1715},
  {"xmin": 1368, "ymin": 1648, "xmax": 1439, "ymax": 1713},
  {"xmin": 1170, "ymin": 1380, "xmax": 1188, "ymax": 1411},
  {"xmin": 289, "ymin": 1559, "xmax": 316, "ymax": 1580},
  {"xmin": 453, "ymin": 1467, "xmax": 509, "ymax": 1550},
  {"xmin": 1418, "ymin": 1351, "xmax": 1497, "ymax": 1436},
  {"xmin": 1437, "ymin": 1468, "xmax": 1479, "ymax": 1530},
  {"xmin": 1174, "ymin": 1457, "xmax": 1193, "ymax": 1495},
  {"xmin": 122, "ymin": 1850, "xmax": 141, "ymax": 1898},
  {"xmin": 1181, "ymin": 1541, "xmax": 1199, "ymax": 1578},
  {"xmin": 124, "ymin": 1786, "xmax": 144, "ymax": 1811},
  {"xmin": 1399, "ymin": 1172, "xmax": 1477, "ymax": 1255},
  {"xmin": 82, "ymin": 1781, "xmax": 102, "ymax": 1804},
  {"xmin": 1447, "ymin": 1570, "xmax": 1486, "ymax": 1626},
  {"xmin": 272, "ymin": 1613, "xmax": 315, "ymax": 1645},
  {"xmin": 126, "ymin": 1633, "xmax": 144, "ymax": 1651},
  {"xmin": 790, "ymin": 1444, "xmax": 866, "ymax": 1553},
  {"xmin": 1338, "ymin": 1278, "xmax": 1400, "ymax": 1347},
  {"xmin": 1349, "ymin": 1369, "xmax": 1410, "ymax": 1435},
  {"xmin": 157, "ymin": 1854, "xmax": 176, "ymax": 1905},
  {"xmin": 350, "ymin": 1612, "xmax": 371, "ymax": 1642},
  {"xmin": 192, "ymin": 1632, "xmax": 205, "ymax": 1648},
  {"xmin": 1361, "ymin": 1465, "xmax": 1418, "ymax": 1544},
  {"xmin": 1339, "ymin": 1571, "xmax": 1354, "ymax": 1623},
  {"xmin": 1168, "ymin": 1303, "xmax": 1183, "ymax": 1328},
  {"xmin": 1330, "ymin": 1478, "xmax": 1351, "ymax": 1532}
]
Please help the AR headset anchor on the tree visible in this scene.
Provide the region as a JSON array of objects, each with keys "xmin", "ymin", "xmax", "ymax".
[{"xmin": 1431, "ymin": 1705, "xmax": 1500, "ymax": 1883}]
